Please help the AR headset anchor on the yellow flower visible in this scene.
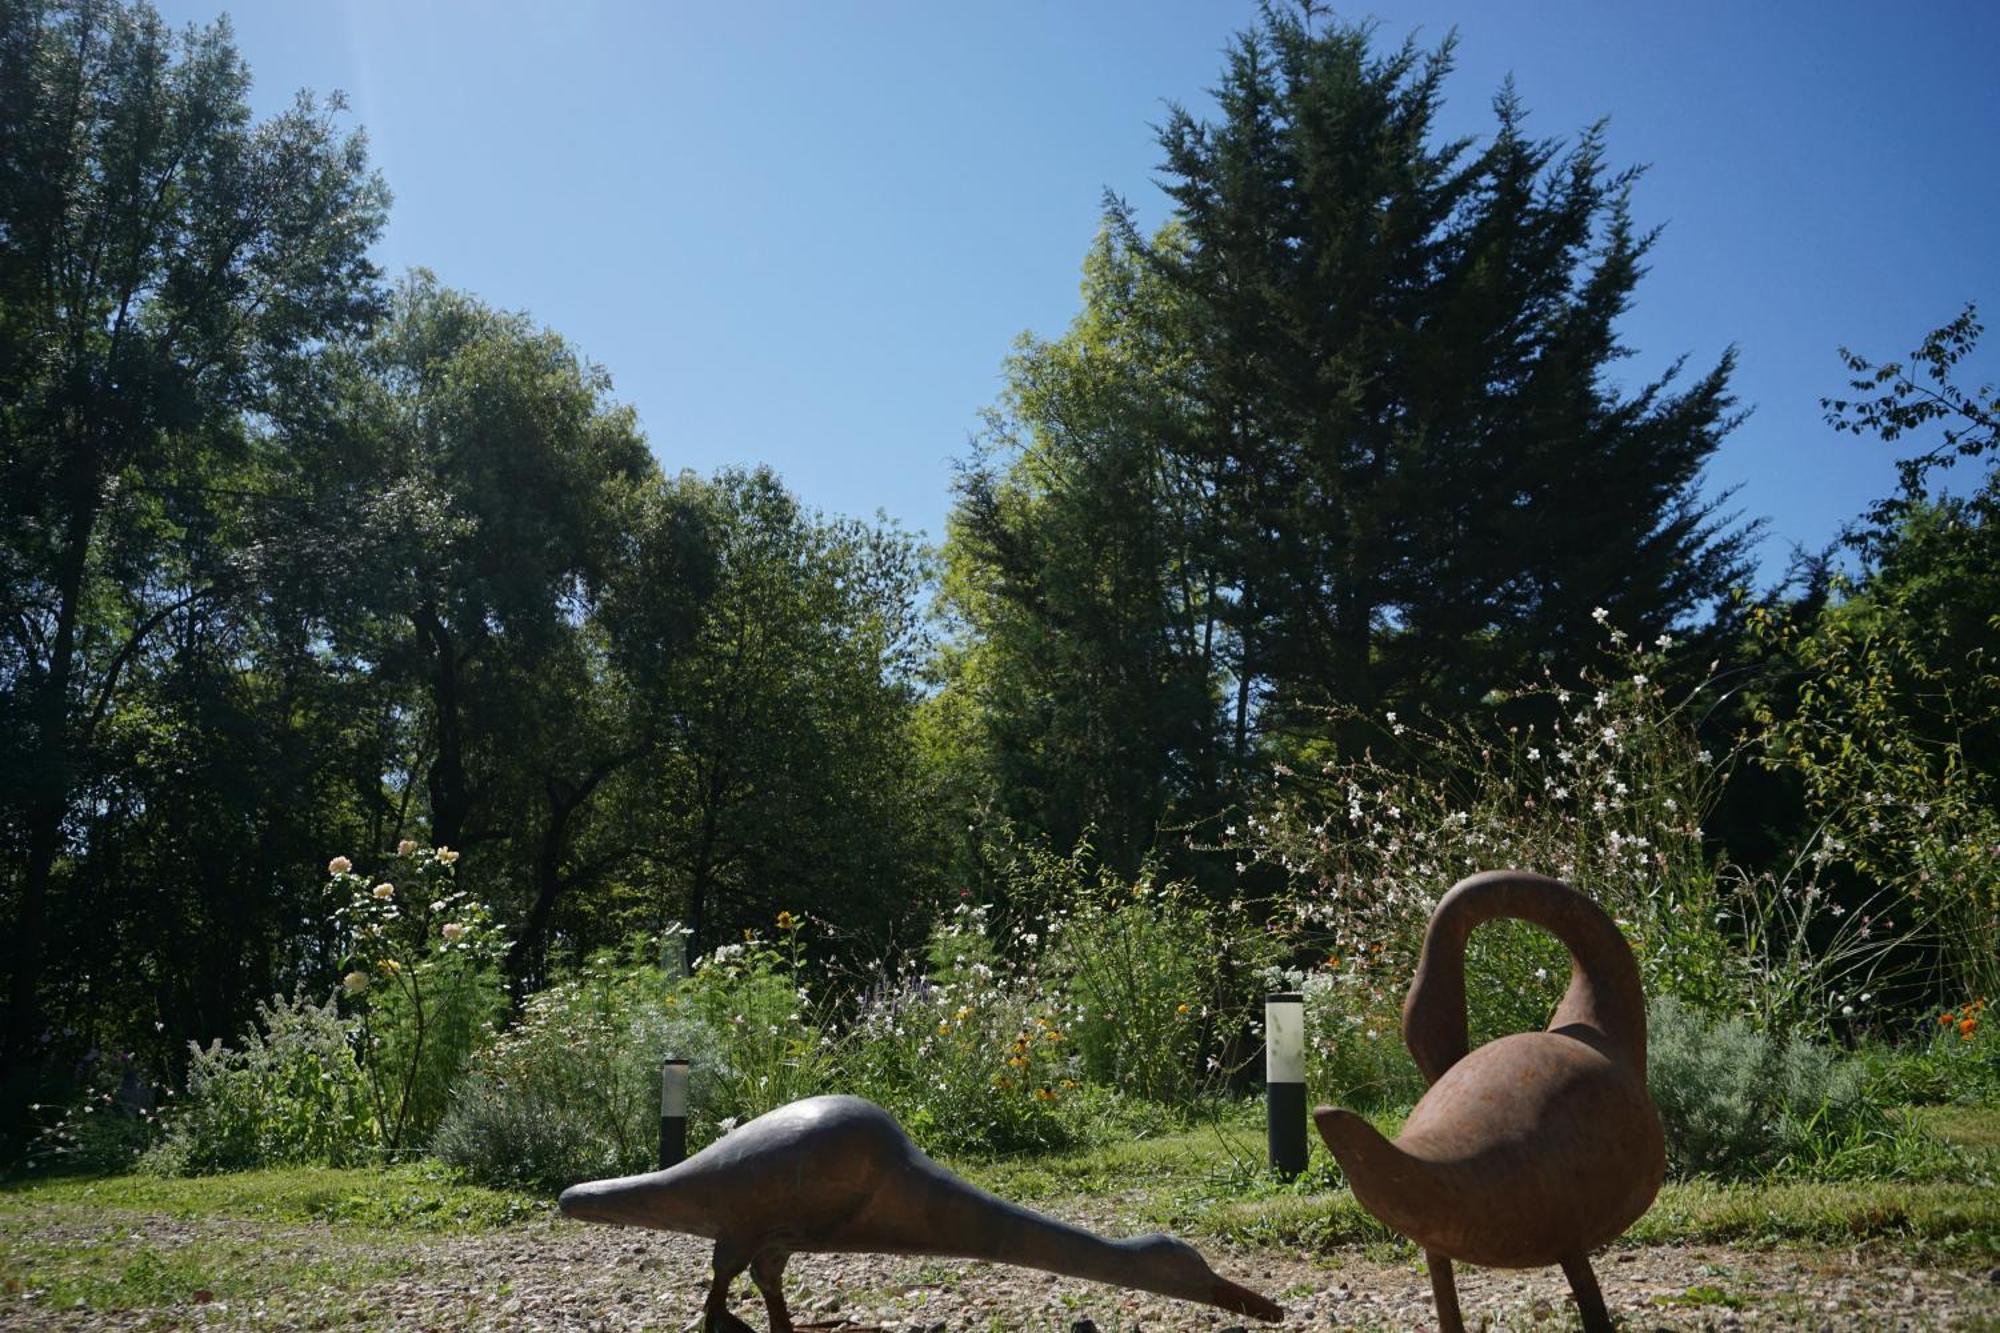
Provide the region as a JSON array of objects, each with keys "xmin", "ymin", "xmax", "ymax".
[
  {"xmin": 434, "ymin": 846, "xmax": 460, "ymax": 865},
  {"xmin": 993, "ymin": 1075, "xmax": 1014, "ymax": 1089},
  {"xmin": 1043, "ymin": 1029, "xmax": 1063, "ymax": 1042},
  {"xmin": 1176, "ymin": 1003, "xmax": 1191, "ymax": 1015},
  {"xmin": 937, "ymin": 1021, "xmax": 952, "ymax": 1035},
  {"xmin": 1034, "ymin": 1087, "xmax": 1058, "ymax": 1102},
  {"xmin": 372, "ymin": 882, "xmax": 395, "ymax": 900},
  {"xmin": 396, "ymin": 839, "xmax": 419, "ymax": 855},
  {"xmin": 327, "ymin": 856, "xmax": 352, "ymax": 876},
  {"xmin": 377, "ymin": 959, "xmax": 402, "ymax": 976},
  {"xmin": 953, "ymin": 1006, "xmax": 971, "ymax": 1021},
  {"xmin": 776, "ymin": 910, "xmax": 797, "ymax": 931}
]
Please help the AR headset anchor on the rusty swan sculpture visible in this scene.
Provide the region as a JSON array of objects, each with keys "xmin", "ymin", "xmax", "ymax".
[
  {"xmin": 560, "ymin": 1094, "xmax": 1282, "ymax": 1332},
  {"xmin": 1313, "ymin": 870, "xmax": 1664, "ymax": 1333}
]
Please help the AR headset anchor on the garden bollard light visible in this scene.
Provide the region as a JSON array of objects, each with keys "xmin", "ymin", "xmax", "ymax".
[
  {"xmin": 660, "ymin": 1057, "xmax": 688, "ymax": 1168},
  {"xmin": 1266, "ymin": 991, "xmax": 1307, "ymax": 1179}
]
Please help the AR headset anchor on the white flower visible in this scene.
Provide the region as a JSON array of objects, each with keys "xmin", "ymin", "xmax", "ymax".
[
  {"xmin": 396, "ymin": 839, "xmax": 419, "ymax": 855},
  {"xmin": 717, "ymin": 1116, "xmax": 739, "ymax": 1134},
  {"xmin": 1527, "ymin": 747, "xmax": 1541, "ymax": 761},
  {"xmin": 342, "ymin": 971, "xmax": 370, "ymax": 994},
  {"xmin": 1022, "ymin": 933, "xmax": 1039, "ymax": 947},
  {"xmin": 1534, "ymin": 968, "xmax": 1549, "ymax": 983},
  {"xmin": 327, "ymin": 856, "xmax": 352, "ymax": 876},
  {"xmin": 372, "ymin": 882, "xmax": 395, "ymax": 900},
  {"xmin": 441, "ymin": 922, "xmax": 467, "ymax": 942},
  {"xmin": 1655, "ymin": 633, "xmax": 1674, "ymax": 650},
  {"xmin": 434, "ymin": 846, "xmax": 460, "ymax": 865},
  {"xmin": 1632, "ymin": 673, "xmax": 1648, "ymax": 687},
  {"xmin": 1591, "ymin": 606, "xmax": 1608, "ymax": 623}
]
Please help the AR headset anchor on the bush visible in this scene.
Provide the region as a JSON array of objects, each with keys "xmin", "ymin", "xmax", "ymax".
[
  {"xmin": 144, "ymin": 991, "xmax": 372, "ymax": 1175},
  {"xmin": 431, "ymin": 939, "xmax": 726, "ymax": 1192},
  {"xmin": 841, "ymin": 904, "xmax": 1078, "ymax": 1156},
  {"xmin": 331, "ymin": 845, "xmax": 508, "ymax": 1151},
  {"xmin": 1298, "ymin": 961, "xmax": 1426, "ymax": 1111},
  {"xmin": 1248, "ymin": 633, "xmax": 1756, "ymax": 1046},
  {"xmin": 22, "ymin": 1052, "xmax": 162, "ymax": 1175},
  {"xmin": 676, "ymin": 916, "xmax": 835, "ymax": 1126},
  {"xmin": 1647, "ymin": 996, "xmax": 1881, "ymax": 1180}
]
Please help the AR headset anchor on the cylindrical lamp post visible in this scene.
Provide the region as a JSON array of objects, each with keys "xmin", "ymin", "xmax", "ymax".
[
  {"xmin": 660, "ymin": 1057, "xmax": 689, "ymax": 1169},
  {"xmin": 1266, "ymin": 991, "xmax": 1307, "ymax": 1179}
]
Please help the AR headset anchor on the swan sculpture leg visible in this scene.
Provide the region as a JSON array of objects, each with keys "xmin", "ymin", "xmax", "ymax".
[
  {"xmin": 1560, "ymin": 1252, "xmax": 1612, "ymax": 1333},
  {"xmin": 749, "ymin": 1250, "xmax": 795, "ymax": 1333},
  {"xmin": 1425, "ymin": 1251, "xmax": 1464, "ymax": 1333},
  {"xmin": 704, "ymin": 1238, "xmax": 761, "ymax": 1333}
]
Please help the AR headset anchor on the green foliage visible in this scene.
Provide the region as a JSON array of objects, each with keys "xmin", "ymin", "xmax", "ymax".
[
  {"xmin": 1643, "ymin": 996, "xmax": 1947, "ymax": 1182},
  {"xmin": 0, "ymin": 0, "xmax": 388, "ymax": 1074},
  {"xmin": 939, "ymin": 7, "xmax": 1754, "ymax": 881},
  {"xmin": 333, "ymin": 848, "xmax": 507, "ymax": 1151},
  {"xmin": 675, "ymin": 916, "xmax": 835, "ymax": 1130},
  {"xmin": 21, "ymin": 1056, "xmax": 160, "ymax": 1177},
  {"xmin": 1251, "ymin": 631, "xmax": 1760, "ymax": 1048},
  {"xmin": 431, "ymin": 937, "xmax": 726, "ymax": 1191},
  {"xmin": 842, "ymin": 904, "xmax": 1078, "ymax": 1157},
  {"xmin": 143, "ymin": 992, "xmax": 371, "ymax": 1176},
  {"xmin": 1862, "ymin": 999, "xmax": 2000, "ymax": 1107}
]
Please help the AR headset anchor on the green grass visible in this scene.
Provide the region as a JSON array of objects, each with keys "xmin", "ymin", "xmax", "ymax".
[
  {"xmin": 0, "ymin": 1161, "xmax": 548, "ymax": 1232},
  {"xmin": 1915, "ymin": 1102, "xmax": 2000, "ymax": 1151},
  {"xmin": 949, "ymin": 1102, "xmax": 2000, "ymax": 1257}
]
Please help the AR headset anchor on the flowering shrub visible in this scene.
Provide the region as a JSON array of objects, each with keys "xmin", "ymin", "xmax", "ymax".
[
  {"xmin": 143, "ymin": 991, "xmax": 371, "ymax": 1175},
  {"xmin": 332, "ymin": 845, "xmax": 507, "ymax": 1150},
  {"xmin": 676, "ymin": 914, "xmax": 834, "ymax": 1129},
  {"xmin": 432, "ymin": 937, "xmax": 727, "ymax": 1190},
  {"xmin": 1247, "ymin": 629, "xmax": 1755, "ymax": 1075},
  {"xmin": 842, "ymin": 902, "xmax": 1079, "ymax": 1156}
]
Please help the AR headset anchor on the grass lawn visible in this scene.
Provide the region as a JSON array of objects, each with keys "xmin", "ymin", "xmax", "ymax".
[{"xmin": 2, "ymin": 1105, "xmax": 1994, "ymax": 1321}]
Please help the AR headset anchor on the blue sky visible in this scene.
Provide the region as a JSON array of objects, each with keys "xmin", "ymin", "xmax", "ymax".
[{"xmin": 160, "ymin": 1, "xmax": 1998, "ymax": 585}]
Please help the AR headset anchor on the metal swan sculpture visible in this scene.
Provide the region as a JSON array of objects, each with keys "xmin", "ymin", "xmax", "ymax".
[
  {"xmin": 560, "ymin": 1094, "xmax": 1283, "ymax": 1332},
  {"xmin": 1312, "ymin": 870, "xmax": 1664, "ymax": 1333}
]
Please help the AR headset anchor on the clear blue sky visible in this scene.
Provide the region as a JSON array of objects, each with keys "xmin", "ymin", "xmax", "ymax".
[{"xmin": 160, "ymin": 1, "xmax": 1999, "ymax": 585}]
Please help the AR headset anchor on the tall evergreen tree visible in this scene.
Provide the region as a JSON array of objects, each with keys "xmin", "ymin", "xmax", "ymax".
[{"xmin": 944, "ymin": 5, "xmax": 1753, "ymax": 868}]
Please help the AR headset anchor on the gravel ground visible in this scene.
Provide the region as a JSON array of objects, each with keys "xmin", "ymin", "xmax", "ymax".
[{"xmin": 6, "ymin": 1201, "xmax": 1998, "ymax": 1331}]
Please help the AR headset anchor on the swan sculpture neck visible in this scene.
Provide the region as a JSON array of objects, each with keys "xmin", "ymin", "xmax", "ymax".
[{"xmin": 1402, "ymin": 869, "xmax": 1648, "ymax": 1085}]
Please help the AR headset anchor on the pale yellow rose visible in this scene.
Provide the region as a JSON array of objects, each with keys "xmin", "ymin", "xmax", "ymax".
[
  {"xmin": 441, "ymin": 922, "xmax": 467, "ymax": 942},
  {"xmin": 434, "ymin": 847, "xmax": 460, "ymax": 865},
  {"xmin": 372, "ymin": 882, "xmax": 395, "ymax": 900},
  {"xmin": 396, "ymin": 839, "xmax": 419, "ymax": 855},
  {"xmin": 342, "ymin": 971, "xmax": 370, "ymax": 994},
  {"xmin": 327, "ymin": 856, "xmax": 352, "ymax": 876}
]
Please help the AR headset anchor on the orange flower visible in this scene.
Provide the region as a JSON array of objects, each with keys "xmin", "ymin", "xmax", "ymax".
[
  {"xmin": 1940, "ymin": 1013, "xmax": 1956, "ymax": 1025},
  {"xmin": 1960, "ymin": 1016, "xmax": 1979, "ymax": 1040}
]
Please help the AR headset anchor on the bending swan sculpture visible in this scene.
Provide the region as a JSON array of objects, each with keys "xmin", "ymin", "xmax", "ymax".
[
  {"xmin": 560, "ymin": 1094, "xmax": 1282, "ymax": 1332},
  {"xmin": 1313, "ymin": 870, "xmax": 1664, "ymax": 1333}
]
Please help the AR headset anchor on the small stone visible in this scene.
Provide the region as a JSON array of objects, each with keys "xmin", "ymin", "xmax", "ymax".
[{"xmin": 1070, "ymin": 1321, "xmax": 1099, "ymax": 1333}]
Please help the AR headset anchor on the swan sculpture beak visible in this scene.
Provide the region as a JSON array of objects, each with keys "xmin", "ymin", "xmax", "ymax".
[{"xmin": 1210, "ymin": 1274, "xmax": 1285, "ymax": 1322}]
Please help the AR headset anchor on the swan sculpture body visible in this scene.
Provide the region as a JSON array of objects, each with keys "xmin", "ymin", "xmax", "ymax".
[
  {"xmin": 560, "ymin": 1094, "xmax": 1282, "ymax": 1332},
  {"xmin": 1313, "ymin": 870, "xmax": 1664, "ymax": 1333}
]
